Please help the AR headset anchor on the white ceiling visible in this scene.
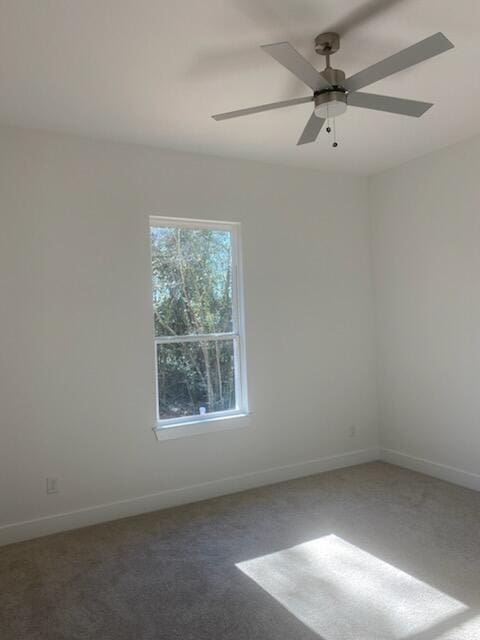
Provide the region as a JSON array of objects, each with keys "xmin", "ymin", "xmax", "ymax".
[{"xmin": 0, "ymin": 0, "xmax": 479, "ymax": 175}]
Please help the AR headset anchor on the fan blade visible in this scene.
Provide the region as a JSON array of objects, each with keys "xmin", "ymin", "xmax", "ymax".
[
  {"xmin": 297, "ymin": 112, "xmax": 325, "ymax": 145},
  {"xmin": 344, "ymin": 32, "xmax": 454, "ymax": 92},
  {"xmin": 212, "ymin": 96, "xmax": 313, "ymax": 121},
  {"xmin": 348, "ymin": 92, "xmax": 433, "ymax": 117},
  {"xmin": 261, "ymin": 42, "xmax": 330, "ymax": 92}
]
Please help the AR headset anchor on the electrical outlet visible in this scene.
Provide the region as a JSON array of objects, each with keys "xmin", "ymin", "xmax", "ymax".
[
  {"xmin": 348, "ymin": 425, "xmax": 357, "ymax": 438},
  {"xmin": 46, "ymin": 477, "xmax": 59, "ymax": 494}
]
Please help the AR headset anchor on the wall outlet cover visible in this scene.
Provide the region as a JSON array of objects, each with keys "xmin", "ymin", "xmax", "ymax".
[{"xmin": 46, "ymin": 477, "xmax": 59, "ymax": 494}]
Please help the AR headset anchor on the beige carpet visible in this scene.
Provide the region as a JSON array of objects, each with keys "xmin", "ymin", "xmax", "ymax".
[{"xmin": 1, "ymin": 462, "xmax": 480, "ymax": 639}]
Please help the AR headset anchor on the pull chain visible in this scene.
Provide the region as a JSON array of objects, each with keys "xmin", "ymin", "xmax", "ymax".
[{"xmin": 324, "ymin": 102, "xmax": 338, "ymax": 147}]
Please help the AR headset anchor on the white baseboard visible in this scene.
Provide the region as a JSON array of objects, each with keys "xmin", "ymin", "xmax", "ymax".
[
  {"xmin": 380, "ymin": 448, "xmax": 480, "ymax": 492},
  {"xmin": 0, "ymin": 447, "xmax": 380, "ymax": 547}
]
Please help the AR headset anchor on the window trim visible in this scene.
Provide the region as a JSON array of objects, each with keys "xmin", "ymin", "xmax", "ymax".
[{"xmin": 150, "ymin": 216, "xmax": 249, "ymax": 438}]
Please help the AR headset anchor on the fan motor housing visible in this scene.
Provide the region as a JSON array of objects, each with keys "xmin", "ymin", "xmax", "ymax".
[
  {"xmin": 314, "ymin": 91, "xmax": 347, "ymax": 119},
  {"xmin": 321, "ymin": 66, "xmax": 346, "ymax": 87}
]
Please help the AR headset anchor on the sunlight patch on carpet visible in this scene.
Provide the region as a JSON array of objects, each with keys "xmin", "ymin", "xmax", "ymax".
[{"xmin": 236, "ymin": 535, "xmax": 468, "ymax": 640}]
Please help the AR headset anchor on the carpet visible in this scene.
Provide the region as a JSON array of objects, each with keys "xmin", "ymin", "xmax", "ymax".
[{"xmin": 1, "ymin": 462, "xmax": 480, "ymax": 639}]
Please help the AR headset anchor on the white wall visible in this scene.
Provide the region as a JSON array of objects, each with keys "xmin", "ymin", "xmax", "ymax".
[
  {"xmin": 0, "ymin": 126, "xmax": 378, "ymax": 540},
  {"xmin": 371, "ymin": 134, "xmax": 480, "ymax": 479}
]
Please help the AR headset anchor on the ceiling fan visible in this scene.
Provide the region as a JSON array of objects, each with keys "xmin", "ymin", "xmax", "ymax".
[{"xmin": 212, "ymin": 31, "xmax": 454, "ymax": 146}]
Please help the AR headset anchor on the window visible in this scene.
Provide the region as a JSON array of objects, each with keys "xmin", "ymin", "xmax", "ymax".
[{"xmin": 150, "ymin": 217, "xmax": 248, "ymax": 434}]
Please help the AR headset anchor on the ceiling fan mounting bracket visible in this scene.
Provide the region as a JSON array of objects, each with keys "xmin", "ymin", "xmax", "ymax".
[{"xmin": 315, "ymin": 32, "xmax": 340, "ymax": 56}]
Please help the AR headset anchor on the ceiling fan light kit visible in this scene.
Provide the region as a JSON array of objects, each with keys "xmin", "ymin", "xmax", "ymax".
[
  {"xmin": 314, "ymin": 91, "xmax": 347, "ymax": 119},
  {"xmin": 212, "ymin": 31, "xmax": 454, "ymax": 148}
]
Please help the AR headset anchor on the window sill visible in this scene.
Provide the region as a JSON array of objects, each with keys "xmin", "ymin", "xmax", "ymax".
[{"xmin": 153, "ymin": 412, "xmax": 251, "ymax": 442}]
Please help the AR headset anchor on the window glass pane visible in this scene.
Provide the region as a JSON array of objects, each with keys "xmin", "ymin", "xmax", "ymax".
[
  {"xmin": 151, "ymin": 226, "xmax": 233, "ymax": 337},
  {"xmin": 156, "ymin": 339, "xmax": 236, "ymax": 420}
]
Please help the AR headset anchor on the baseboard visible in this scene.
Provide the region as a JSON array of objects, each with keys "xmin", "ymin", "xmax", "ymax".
[
  {"xmin": 0, "ymin": 447, "xmax": 380, "ymax": 547},
  {"xmin": 380, "ymin": 448, "xmax": 480, "ymax": 492}
]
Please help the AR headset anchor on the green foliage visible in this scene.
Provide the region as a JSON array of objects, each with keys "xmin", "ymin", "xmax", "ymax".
[{"xmin": 151, "ymin": 226, "xmax": 235, "ymax": 419}]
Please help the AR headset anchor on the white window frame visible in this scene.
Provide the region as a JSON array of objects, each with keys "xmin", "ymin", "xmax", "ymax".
[{"xmin": 150, "ymin": 216, "xmax": 249, "ymax": 440}]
